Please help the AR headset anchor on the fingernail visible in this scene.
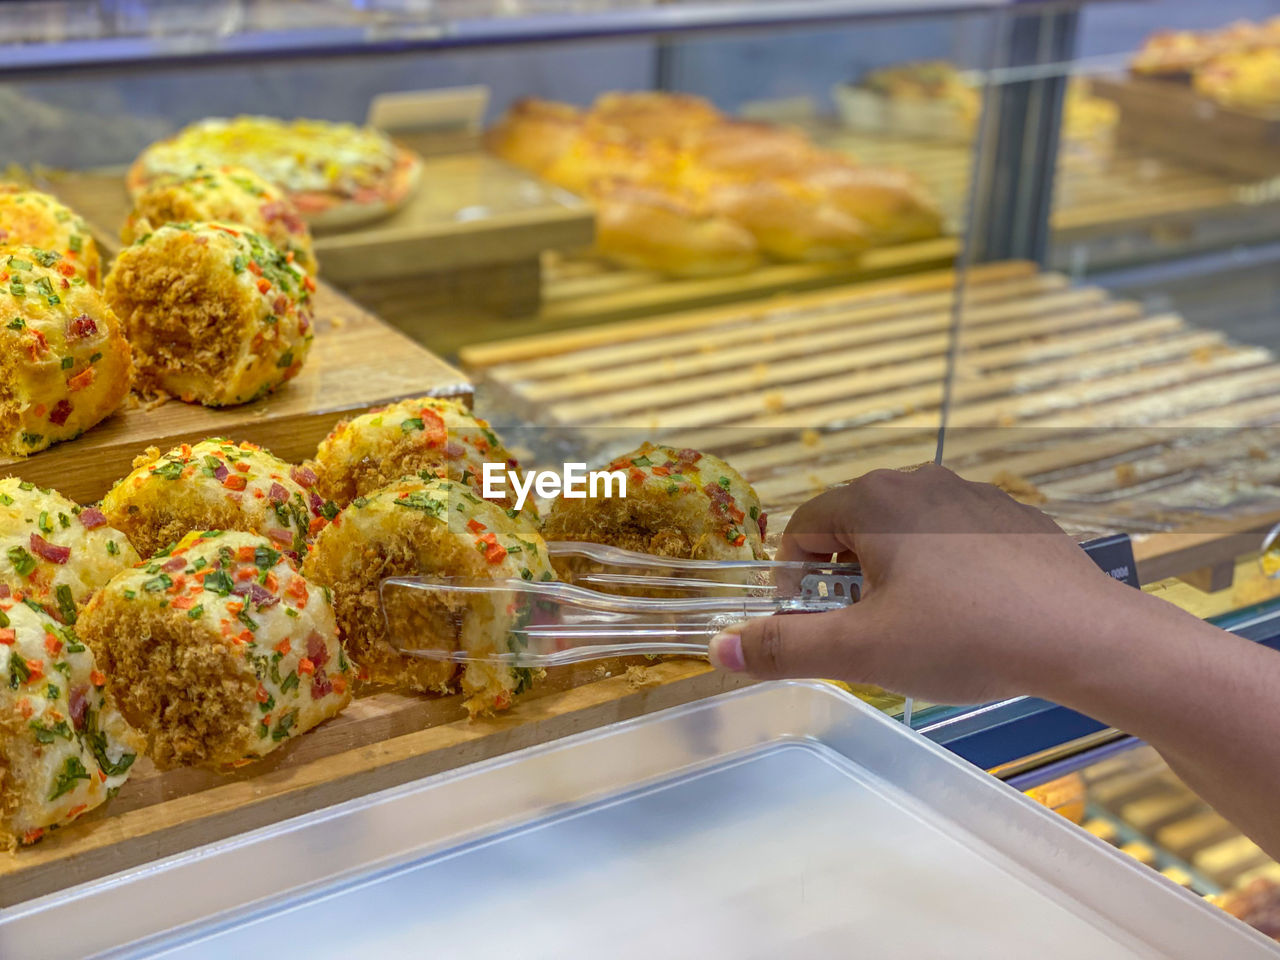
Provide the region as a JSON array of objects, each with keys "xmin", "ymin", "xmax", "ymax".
[{"xmin": 708, "ymin": 632, "xmax": 745, "ymax": 672}]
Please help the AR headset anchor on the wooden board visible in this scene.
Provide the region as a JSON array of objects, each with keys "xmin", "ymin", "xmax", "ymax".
[
  {"xmin": 0, "ymin": 281, "xmax": 471, "ymax": 505},
  {"xmin": 463, "ymin": 261, "xmax": 1280, "ymax": 585},
  {"xmin": 0, "ymin": 657, "xmax": 756, "ymax": 907},
  {"xmin": 1094, "ymin": 74, "xmax": 1280, "ymax": 182}
]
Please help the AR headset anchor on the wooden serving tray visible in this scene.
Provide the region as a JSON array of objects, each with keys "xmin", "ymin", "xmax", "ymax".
[
  {"xmin": 0, "ymin": 658, "xmax": 754, "ymax": 907},
  {"xmin": 463, "ymin": 261, "xmax": 1280, "ymax": 588},
  {"xmin": 1093, "ymin": 75, "xmax": 1280, "ymax": 182},
  {"xmin": 0, "ymin": 281, "xmax": 471, "ymax": 505}
]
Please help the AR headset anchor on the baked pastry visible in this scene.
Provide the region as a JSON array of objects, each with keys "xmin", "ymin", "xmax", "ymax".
[
  {"xmin": 0, "ymin": 596, "xmax": 141, "ymax": 847},
  {"xmin": 78, "ymin": 530, "xmax": 352, "ymax": 769},
  {"xmin": 542, "ymin": 442, "xmax": 767, "ymax": 561},
  {"xmin": 304, "ymin": 476, "xmax": 555, "ymax": 714},
  {"xmin": 0, "ymin": 185, "xmax": 101, "ymax": 286},
  {"xmin": 101, "ymin": 438, "xmax": 330, "ymax": 559},
  {"xmin": 311, "ymin": 396, "xmax": 536, "ymax": 522},
  {"xmin": 593, "ymin": 181, "xmax": 759, "ymax": 277},
  {"xmin": 682, "ymin": 121, "xmax": 829, "ymax": 184},
  {"xmin": 127, "ymin": 116, "xmax": 422, "ymax": 230},
  {"xmin": 0, "ymin": 246, "xmax": 133, "ymax": 457},
  {"xmin": 484, "ymin": 98, "xmax": 586, "ymax": 176},
  {"xmin": 584, "ymin": 91, "xmax": 723, "ymax": 143},
  {"xmin": 0, "ymin": 477, "xmax": 140, "ymax": 621},
  {"xmin": 1195, "ymin": 48, "xmax": 1280, "ymax": 112},
  {"xmin": 105, "ymin": 221, "xmax": 314, "ymax": 406},
  {"xmin": 803, "ymin": 165, "xmax": 944, "ymax": 244},
  {"xmin": 541, "ymin": 133, "xmax": 678, "ymax": 197},
  {"xmin": 122, "ymin": 165, "xmax": 316, "ymax": 275},
  {"xmin": 703, "ymin": 180, "xmax": 871, "ymax": 261}
]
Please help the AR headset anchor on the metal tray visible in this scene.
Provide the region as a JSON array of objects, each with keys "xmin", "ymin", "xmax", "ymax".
[{"xmin": 2, "ymin": 681, "xmax": 1274, "ymax": 959}]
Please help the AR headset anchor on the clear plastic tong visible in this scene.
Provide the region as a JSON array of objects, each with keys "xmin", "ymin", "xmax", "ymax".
[{"xmin": 380, "ymin": 542, "xmax": 862, "ymax": 667}]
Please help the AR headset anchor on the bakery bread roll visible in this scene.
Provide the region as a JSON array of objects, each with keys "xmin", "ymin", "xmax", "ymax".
[
  {"xmin": 484, "ymin": 98, "xmax": 585, "ymax": 176},
  {"xmin": 106, "ymin": 222, "xmax": 313, "ymax": 406},
  {"xmin": 585, "ymin": 91, "xmax": 723, "ymax": 143},
  {"xmin": 592, "ymin": 181, "xmax": 759, "ymax": 277},
  {"xmin": 0, "ymin": 185, "xmax": 102, "ymax": 287},
  {"xmin": 304, "ymin": 477, "xmax": 555, "ymax": 715},
  {"xmin": 0, "ymin": 477, "xmax": 140, "ymax": 620},
  {"xmin": 79, "ymin": 530, "xmax": 352, "ymax": 769},
  {"xmin": 803, "ymin": 165, "xmax": 943, "ymax": 244},
  {"xmin": 0, "ymin": 597, "xmax": 141, "ymax": 847},
  {"xmin": 123, "ymin": 165, "xmax": 316, "ymax": 276},
  {"xmin": 703, "ymin": 180, "xmax": 871, "ymax": 261},
  {"xmin": 682, "ymin": 121, "xmax": 827, "ymax": 183},
  {"xmin": 311, "ymin": 396, "xmax": 536, "ymax": 522},
  {"xmin": 542, "ymin": 442, "xmax": 767, "ymax": 561},
  {"xmin": 0, "ymin": 247, "xmax": 132, "ymax": 457},
  {"xmin": 541, "ymin": 133, "xmax": 678, "ymax": 197},
  {"xmin": 101, "ymin": 438, "xmax": 329, "ymax": 559}
]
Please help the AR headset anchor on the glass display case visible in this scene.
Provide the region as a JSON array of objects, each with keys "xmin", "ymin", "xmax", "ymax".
[{"xmin": 2, "ymin": 0, "xmax": 1280, "ymax": 951}]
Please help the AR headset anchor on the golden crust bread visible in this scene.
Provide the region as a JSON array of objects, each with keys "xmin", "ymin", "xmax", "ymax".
[
  {"xmin": 0, "ymin": 247, "xmax": 132, "ymax": 458},
  {"xmin": 105, "ymin": 222, "xmax": 314, "ymax": 407},
  {"xmin": 0, "ymin": 599, "xmax": 142, "ymax": 847},
  {"xmin": 0, "ymin": 185, "xmax": 101, "ymax": 287},
  {"xmin": 311, "ymin": 395, "xmax": 537, "ymax": 524},
  {"xmin": 303, "ymin": 477, "xmax": 554, "ymax": 715},
  {"xmin": 0, "ymin": 477, "xmax": 140, "ymax": 616},
  {"xmin": 123, "ymin": 165, "xmax": 316, "ymax": 275},
  {"xmin": 591, "ymin": 180, "xmax": 759, "ymax": 277},
  {"xmin": 483, "ymin": 98, "xmax": 586, "ymax": 175},
  {"xmin": 542, "ymin": 442, "xmax": 767, "ymax": 562},
  {"xmin": 802, "ymin": 165, "xmax": 943, "ymax": 244},
  {"xmin": 78, "ymin": 530, "xmax": 352, "ymax": 769},
  {"xmin": 101, "ymin": 437, "xmax": 328, "ymax": 559},
  {"xmin": 703, "ymin": 180, "xmax": 871, "ymax": 262}
]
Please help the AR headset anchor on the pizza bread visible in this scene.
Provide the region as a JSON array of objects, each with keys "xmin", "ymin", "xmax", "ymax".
[
  {"xmin": 0, "ymin": 246, "xmax": 132, "ymax": 457},
  {"xmin": 0, "ymin": 477, "xmax": 140, "ymax": 620},
  {"xmin": 123, "ymin": 165, "xmax": 316, "ymax": 275},
  {"xmin": 0, "ymin": 185, "xmax": 101, "ymax": 286},
  {"xmin": 78, "ymin": 530, "xmax": 352, "ymax": 769},
  {"xmin": 542, "ymin": 442, "xmax": 768, "ymax": 562},
  {"xmin": 127, "ymin": 116, "xmax": 422, "ymax": 232},
  {"xmin": 304, "ymin": 477, "xmax": 555, "ymax": 715},
  {"xmin": 101, "ymin": 438, "xmax": 330, "ymax": 560},
  {"xmin": 105, "ymin": 221, "xmax": 314, "ymax": 407},
  {"xmin": 310, "ymin": 395, "xmax": 537, "ymax": 523}
]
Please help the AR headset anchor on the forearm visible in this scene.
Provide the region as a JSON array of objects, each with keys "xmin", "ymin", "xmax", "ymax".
[{"xmin": 1033, "ymin": 586, "xmax": 1280, "ymax": 859}]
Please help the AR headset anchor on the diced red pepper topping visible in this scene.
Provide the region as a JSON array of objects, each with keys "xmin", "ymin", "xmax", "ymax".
[
  {"xmin": 48, "ymin": 398, "xmax": 73, "ymax": 426},
  {"xmin": 44, "ymin": 632, "xmax": 62, "ymax": 655},
  {"xmin": 274, "ymin": 638, "xmax": 291, "ymax": 655},
  {"xmin": 298, "ymin": 657, "xmax": 315, "ymax": 676},
  {"xmin": 257, "ymin": 278, "xmax": 271, "ymax": 294},
  {"xmin": 68, "ymin": 367, "xmax": 95, "ymax": 392},
  {"xmin": 30, "ymin": 533, "xmax": 70, "ymax": 564},
  {"xmin": 222, "ymin": 474, "xmax": 247, "ymax": 491},
  {"xmin": 485, "ymin": 542, "xmax": 508, "ymax": 565},
  {"xmin": 0, "ymin": 629, "xmax": 14, "ymax": 645},
  {"xmin": 90, "ymin": 669, "xmax": 106, "ymax": 687},
  {"xmin": 466, "ymin": 518, "xmax": 486, "ymax": 534}
]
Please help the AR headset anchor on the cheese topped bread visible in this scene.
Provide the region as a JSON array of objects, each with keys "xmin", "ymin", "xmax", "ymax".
[{"xmin": 127, "ymin": 116, "xmax": 422, "ymax": 230}]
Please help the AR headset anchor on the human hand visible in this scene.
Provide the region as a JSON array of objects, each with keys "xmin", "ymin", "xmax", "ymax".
[{"xmin": 708, "ymin": 463, "xmax": 1149, "ymax": 704}]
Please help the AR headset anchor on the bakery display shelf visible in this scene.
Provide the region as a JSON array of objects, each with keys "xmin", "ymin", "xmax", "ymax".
[
  {"xmin": 0, "ymin": 656, "xmax": 752, "ymax": 908},
  {"xmin": 38, "ymin": 155, "xmax": 594, "ymax": 318},
  {"xmin": 463, "ymin": 260, "xmax": 1280, "ymax": 585},
  {"xmin": 1094, "ymin": 75, "xmax": 1280, "ymax": 183},
  {"xmin": 818, "ymin": 124, "xmax": 1280, "ymax": 268},
  {"xmin": 1072, "ymin": 745, "xmax": 1280, "ymax": 896},
  {"xmin": 373, "ymin": 237, "xmax": 959, "ymax": 356},
  {"xmin": 0, "ymin": 280, "xmax": 469, "ymax": 505}
]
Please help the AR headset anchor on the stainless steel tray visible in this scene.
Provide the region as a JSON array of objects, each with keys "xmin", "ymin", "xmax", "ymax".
[{"xmin": 2, "ymin": 681, "xmax": 1274, "ymax": 959}]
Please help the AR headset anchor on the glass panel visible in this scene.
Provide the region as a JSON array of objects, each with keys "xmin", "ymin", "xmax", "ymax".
[{"xmin": 1027, "ymin": 743, "xmax": 1280, "ymax": 943}]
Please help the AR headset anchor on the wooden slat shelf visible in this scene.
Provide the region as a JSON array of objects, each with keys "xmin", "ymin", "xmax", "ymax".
[{"xmin": 463, "ymin": 262, "xmax": 1280, "ymax": 585}]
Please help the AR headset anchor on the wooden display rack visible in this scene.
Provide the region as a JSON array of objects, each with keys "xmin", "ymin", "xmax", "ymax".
[{"xmin": 463, "ymin": 261, "xmax": 1280, "ymax": 586}]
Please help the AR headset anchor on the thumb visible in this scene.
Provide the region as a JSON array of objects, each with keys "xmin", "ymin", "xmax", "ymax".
[{"xmin": 708, "ymin": 606, "xmax": 865, "ymax": 681}]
